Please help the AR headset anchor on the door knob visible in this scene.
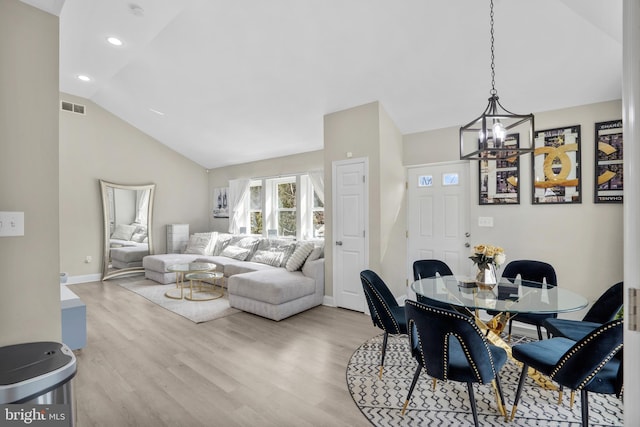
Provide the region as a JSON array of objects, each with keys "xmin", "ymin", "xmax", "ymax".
[{"xmin": 336, "ymin": 241, "xmax": 343, "ymax": 246}]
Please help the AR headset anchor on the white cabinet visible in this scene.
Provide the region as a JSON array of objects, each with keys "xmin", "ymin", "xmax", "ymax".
[{"xmin": 167, "ymin": 224, "xmax": 189, "ymax": 253}]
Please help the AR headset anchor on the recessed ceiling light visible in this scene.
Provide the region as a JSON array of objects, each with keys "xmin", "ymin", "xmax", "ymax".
[
  {"xmin": 77, "ymin": 75, "xmax": 91, "ymax": 82},
  {"xmin": 107, "ymin": 37, "xmax": 123, "ymax": 46}
]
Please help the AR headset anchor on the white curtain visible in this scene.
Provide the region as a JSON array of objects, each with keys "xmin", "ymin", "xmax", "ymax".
[
  {"xmin": 135, "ymin": 189, "xmax": 150, "ymax": 225},
  {"xmin": 308, "ymin": 170, "xmax": 324, "ymax": 204},
  {"xmin": 228, "ymin": 179, "xmax": 250, "ymax": 233}
]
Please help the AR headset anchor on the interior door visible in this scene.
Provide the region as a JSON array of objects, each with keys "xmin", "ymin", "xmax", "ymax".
[
  {"xmin": 407, "ymin": 162, "xmax": 471, "ymax": 281},
  {"xmin": 333, "ymin": 159, "xmax": 368, "ymax": 312}
]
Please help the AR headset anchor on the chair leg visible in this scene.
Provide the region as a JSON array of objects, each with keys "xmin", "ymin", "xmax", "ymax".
[
  {"xmin": 379, "ymin": 332, "xmax": 388, "ymax": 379},
  {"xmin": 466, "ymin": 382, "xmax": 479, "ymax": 427},
  {"xmin": 581, "ymin": 390, "xmax": 589, "ymax": 427},
  {"xmin": 492, "ymin": 377, "xmax": 506, "ymax": 418},
  {"xmin": 510, "ymin": 364, "xmax": 529, "ymax": 421},
  {"xmin": 401, "ymin": 364, "xmax": 422, "ymax": 416},
  {"xmin": 508, "ymin": 319, "xmax": 513, "ymax": 342},
  {"xmin": 536, "ymin": 325, "xmax": 543, "ymax": 340}
]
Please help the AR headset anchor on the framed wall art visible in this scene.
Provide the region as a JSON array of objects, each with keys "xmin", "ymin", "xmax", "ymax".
[
  {"xmin": 594, "ymin": 120, "xmax": 623, "ymax": 203},
  {"xmin": 212, "ymin": 187, "xmax": 229, "ymax": 218},
  {"xmin": 479, "ymin": 134, "xmax": 520, "ymax": 204},
  {"xmin": 532, "ymin": 125, "xmax": 581, "ymax": 204}
]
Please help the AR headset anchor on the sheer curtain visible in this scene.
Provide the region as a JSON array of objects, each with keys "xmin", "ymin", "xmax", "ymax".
[
  {"xmin": 135, "ymin": 189, "xmax": 150, "ymax": 225},
  {"xmin": 228, "ymin": 179, "xmax": 250, "ymax": 233},
  {"xmin": 308, "ymin": 170, "xmax": 324, "ymax": 204}
]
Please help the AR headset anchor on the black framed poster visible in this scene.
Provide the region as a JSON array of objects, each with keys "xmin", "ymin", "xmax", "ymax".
[
  {"xmin": 479, "ymin": 134, "xmax": 520, "ymax": 204},
  {"xmin": 594, "ymin": 120, "xmax": 623, "ymax": 203},
  {"xmin": 532, "ymin": 125, "xmax": 581, "ymax": 204}
]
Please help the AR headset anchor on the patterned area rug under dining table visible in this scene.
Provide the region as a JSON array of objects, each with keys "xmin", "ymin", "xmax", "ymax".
[{"xmin": 346, "ymin": 334, "xmax": 623, "ymax": 426}]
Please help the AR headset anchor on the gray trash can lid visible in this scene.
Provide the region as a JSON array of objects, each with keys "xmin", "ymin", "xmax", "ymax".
[{"xmin": 0, "ymin": 341, "xmax": 76, "ymax": 404}]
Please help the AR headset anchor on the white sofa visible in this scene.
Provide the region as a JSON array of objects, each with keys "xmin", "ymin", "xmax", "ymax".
[{"xmin": 142, "ymin": 233, "xmax": 324, "ymax": 321}]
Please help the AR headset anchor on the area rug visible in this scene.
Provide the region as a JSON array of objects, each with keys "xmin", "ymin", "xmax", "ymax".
[
  {"xmin": 116, "ymin": 278, "xmax": 240, "ymax": 323},
  {"xmin": 346, "ymin": 334, "xmax": 623, "ymax": 426}
]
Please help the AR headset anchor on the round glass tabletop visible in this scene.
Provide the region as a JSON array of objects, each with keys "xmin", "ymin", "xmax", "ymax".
[{"xmin": 411, "ymin": 275, "xmax": 588, "ymax": 314}]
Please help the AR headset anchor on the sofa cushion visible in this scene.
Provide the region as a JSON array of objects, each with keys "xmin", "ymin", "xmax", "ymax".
[
  {"xmin": 111, "ymin": 224, "xmax": 136, "ymax": 241},
  {"xmin": 250, "ymin": 238, "xmax": 296, "ymax": 267},
  {"xmin": 212, "ymin": 233, "xmax": 234, "ymax": 255},
  {"xmin": 285, "ymin": 241, "xmax": 314, "ymax": 272},
  {"xmin": 228, "ymin": 269, "xmax": 316, "ymax": 305},
  {"xmin": 184, "ymin": 234, "xmax": 213, "ymax": 255},
  {"xmin": 224, "ymin": 260, "xmax": 277, "ymax": 276}
]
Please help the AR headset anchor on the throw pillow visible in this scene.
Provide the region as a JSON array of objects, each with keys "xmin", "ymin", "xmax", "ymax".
[
  {"xmin": 220, "ymin": 245, "xmax": 251, "ymax": 261},
  {"xmin": 285, "ymin": 241, "xmax": 314, "ymax": 272},
  {"xmin": 111, "ymin": 224, "xmax": 136, "ymax": 241},
  {"xmin": 193, "ymin": 232, "xmax": 216, "ymax": 255},
  {"xmin": 250, "ymin": 239, "xmax": 296, "ymax": 267},
  {"xmin": 305, "ymin": 245, "xmax": 324, "ymax": 263},
  {"xmin": 213, "ymin": 233, "xmax": 233, "ymax": 255},
  {"xmin": 184, "ymin": 234, "xmax": 212, "ymax": 255},
  {"xmin": 131, "ymin": 232, "xmax": 147, "ymax": 243}
]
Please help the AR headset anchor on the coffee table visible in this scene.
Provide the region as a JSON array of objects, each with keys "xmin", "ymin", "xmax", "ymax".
[
  {"xmin": 184, "ymin": 271, "xmax": 224, "ymax": 301},
  {"xmin": 165, "ymin": 262, "xmax": 216, "ymax": 300}
]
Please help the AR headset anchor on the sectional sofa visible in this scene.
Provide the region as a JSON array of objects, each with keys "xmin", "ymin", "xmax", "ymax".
[{"xmin": 142, "ymin": 233, "xmax": 325, "ymax": 321}]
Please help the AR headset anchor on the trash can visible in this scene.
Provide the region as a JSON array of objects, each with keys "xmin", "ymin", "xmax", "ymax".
[{"xmin": 0, "ymin": 341, "xmax": 77, "ymax": 425}]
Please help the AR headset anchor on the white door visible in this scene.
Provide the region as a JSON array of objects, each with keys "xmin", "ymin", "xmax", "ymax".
[
  {"xmin": 407, "ymin": 162, "xmax": 471, "ymax": 280},
  {"xmin": 333, "ymin": 158, "xmax": 368, "ymax": 312}
]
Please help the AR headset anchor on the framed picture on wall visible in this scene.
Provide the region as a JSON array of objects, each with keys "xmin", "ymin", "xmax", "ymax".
[
  {"xmin": 479, "ymin": 134, "xmax": 520, "ymax": 204},
  {"xmin": 594, "ymin": 120, "xmax": 623, "ymax": 203},
  {"xmin": 212, "ymin": 187, "xmax": 229, "ymax": 218},
  {"xmin": 532, "ymin": 125, "xmax": 581, "ymax": 204}
]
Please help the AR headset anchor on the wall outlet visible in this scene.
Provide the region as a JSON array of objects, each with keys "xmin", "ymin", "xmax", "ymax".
[{"xmin": 478, "ymin": 216, "xmax": 494, "ymax": 227}]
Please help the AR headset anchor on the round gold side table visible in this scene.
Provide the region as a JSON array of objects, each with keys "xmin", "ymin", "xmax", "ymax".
[{"xmin": 184, "ymin": 271, "xmax": 224, "ymax": 301}]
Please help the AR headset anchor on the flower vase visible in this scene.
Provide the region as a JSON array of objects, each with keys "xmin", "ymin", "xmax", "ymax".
[{"xmin": 476, "ymin": 264, "xmax": 497, "ymax": 290}]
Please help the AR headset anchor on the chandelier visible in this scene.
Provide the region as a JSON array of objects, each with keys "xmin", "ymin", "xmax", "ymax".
[{"xmin": 459, "ymin": 0, "xmax": 534, "ymax": 160}]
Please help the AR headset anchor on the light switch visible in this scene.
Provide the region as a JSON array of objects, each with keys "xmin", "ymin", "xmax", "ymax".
[
  {"xmin": 478, "ymin": 216, "xmax": 494, "ymax": 227},
  {"xmin": 0, "ymin": 211, "xmax": 25, "ymax": 237}
]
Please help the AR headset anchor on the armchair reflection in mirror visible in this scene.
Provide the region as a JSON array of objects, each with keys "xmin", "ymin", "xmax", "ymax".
[{"xmin": 100, "ymin": 180, "xmax": 155, "ymax": 280}]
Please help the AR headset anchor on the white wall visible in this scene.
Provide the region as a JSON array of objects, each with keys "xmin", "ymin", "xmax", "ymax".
[
  {"xmin": 0, "ymin": 1, "xmax": 60, "ymax": 346},
  {"xmin": 404, "ymin": 100, "xmax": 623, "ymax": 311},
  {"xmin": 59, "ymin": 93, "xmax": 210, "ymax": 279}
]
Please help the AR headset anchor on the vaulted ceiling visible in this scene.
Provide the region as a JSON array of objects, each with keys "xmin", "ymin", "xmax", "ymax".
[{"xmin": 24, "ymin": 0, "xmax": 622, "ymax": 169}]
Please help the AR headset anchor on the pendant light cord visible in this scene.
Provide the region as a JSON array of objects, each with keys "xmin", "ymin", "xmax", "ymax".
[{"xmin": 490, "ymin": 0, "xmax": 497, "ymax": 96}]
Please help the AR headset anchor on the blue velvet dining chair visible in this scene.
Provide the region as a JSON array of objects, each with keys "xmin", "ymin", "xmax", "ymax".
[
  {"xmin": 544, "ymin": 281, "xmax": 623, "ymax": 341},
  {"xmin": 412, "ymin": 259, "xmax": 454, "ymax": 309},
  {"xmin": 510, "ymin": 318, "xmax": 623, "ymax": 426},
  {"xmin": 494, "ymin": 259, "xmax": 558, "ymax": 340},
  {"xmin": 360, "ymin": 270, "xmax": 408, "ymax": 379},
  {"xmin": 402, "ymin": 299, "xmax": 508, "ymax": 426}
]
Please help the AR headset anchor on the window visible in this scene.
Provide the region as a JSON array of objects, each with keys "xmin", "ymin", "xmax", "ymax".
[
  {"xmin": 276, "ymin": 178, "xmax": 296, "ymax": 237},
  {"xmin": 312, "ymin": 187, "xmax": 324, "ymax": 237},
  {"xmin": 245, "ymin": 173, "xmax": 322, "ymax": 240},
  {"xmin": 249, "ymin": 181, "xmax": 263, "ymax": 234}
]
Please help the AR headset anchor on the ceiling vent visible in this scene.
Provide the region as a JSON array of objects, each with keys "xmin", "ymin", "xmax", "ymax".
[{"xmin": 60, "ymin": 100, "xmax": 86, "ymax": 115}]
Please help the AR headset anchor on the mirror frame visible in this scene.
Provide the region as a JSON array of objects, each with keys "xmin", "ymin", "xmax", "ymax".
[{"xmin": 100, "ymin": 180, "xmax": 156, "ymax": 281}]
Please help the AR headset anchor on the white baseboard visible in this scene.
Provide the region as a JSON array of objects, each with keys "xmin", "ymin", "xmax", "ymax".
[
  {"xmin": 323, "ymin": 295, "xmax": 335, "ymax": 307},
  {"xmin": 65, "ymin": 274, "xmax": 102, "ymax": 285}
]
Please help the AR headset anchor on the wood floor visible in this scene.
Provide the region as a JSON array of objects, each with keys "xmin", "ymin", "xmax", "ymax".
[{"xmin": 68, "ymin": 280, "xmax": 376, "ymax": 427}]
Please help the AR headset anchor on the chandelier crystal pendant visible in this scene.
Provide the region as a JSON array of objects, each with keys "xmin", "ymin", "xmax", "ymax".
[{"xmin": 459, "ymin": 0, "xmax": 534, "ymax": 160}]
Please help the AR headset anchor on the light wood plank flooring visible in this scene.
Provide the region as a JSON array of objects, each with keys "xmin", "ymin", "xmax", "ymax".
[{"xmin": 69, "ymin": 280, "xmax": 375, "ymax": 427}]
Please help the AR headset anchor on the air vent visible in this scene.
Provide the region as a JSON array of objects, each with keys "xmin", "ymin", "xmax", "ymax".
[{"xmin": 61, "ymin": 100, "xmax": 86, "ymax": 115}]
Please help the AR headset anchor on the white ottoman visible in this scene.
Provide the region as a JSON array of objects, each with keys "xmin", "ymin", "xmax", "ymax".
[
  {"xmin": 142, "ymin": 254, "xmax": 200, "ymax": 284},
  {"xmin": 111, "ymin": 246, "xmax": 149, "ymax": 269}
]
